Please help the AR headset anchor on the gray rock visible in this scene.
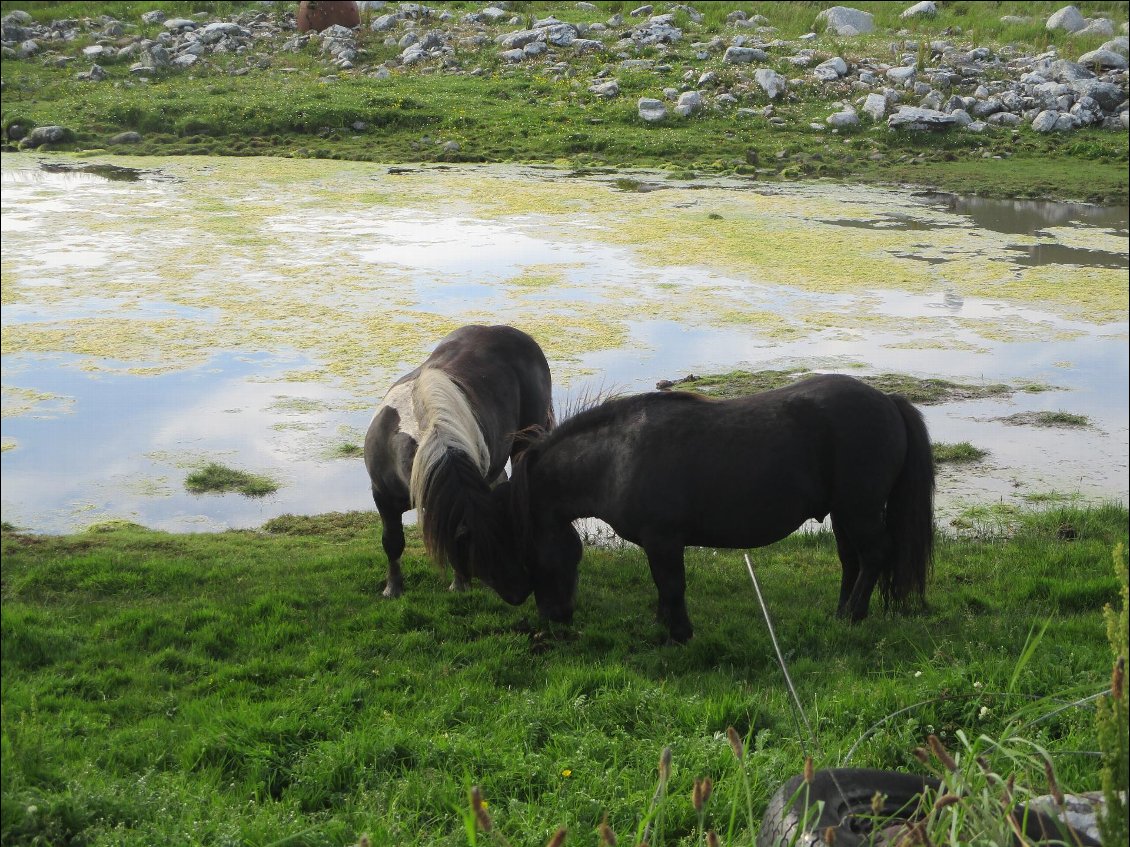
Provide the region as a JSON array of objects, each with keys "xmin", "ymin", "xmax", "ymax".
[
  {"xmin": 370, "ymin": 13, "xmax": 399, "ymax": 31},
  {"xmin": 589, "ymin": 79, "xmax": 619, "ymax": 98},
  {"xmin": 76, "ymin": 63, "xmax": 106, "ymax": 82},
  {"xmin": 887, "ymin": 105, "xmax": 960, "ymax": 130},
  {"xmin": 108, "ymin": 131, "xmax": 142, "ymax": 145},
  {"xmin": 815, "ymin": 6, "xmax": 874, "ymax": 36},
  {"xmin": 172, "ymin": 54, "xmax": 198, "ymax": 68},
  {"xmin": 900, "ymin": 1, "xmax": 937, "ymax": 19},
  {"xmin": 524, "ymin": 41, "xmax": 547, "ymax": 57},
  {"xmin": 1071, "ymin": 78, "xmax": 1124, "ymax": 110},
  {"xmin": 496, "ymin": 28, "xmax": 541, "ymax": 49},
  {"xmin": 1046, "ymin": 6, "xmax": 1086, "ymax": 33},
  {"xmin": 1074, "ymin": 18, "xmax": 1114, "ymax": 38},
  {"xmin": 827, "ymin": 107, "xmax": 860, "ymax": 128},
  {"xmin": 1069, "ymin": 95, "xmax": 1104, "ymax": 124},
  {"xmin": 723, "ymin": 46, "xmax": 768, "ymax": 64},
  {"xmin": 1078, "ymin": 48, "xmax": 1128, "ymax": 69},
  {"xmin": 862, "ymin": 92, "xmax": 888, "ymax": 120},
  {"xmin": 972, "ymin": 98, "xmax": 1003, "ymax": 117},
  {"xmin": 164, "ymin": 18, "xmax": 196, "ymax": 32},
  {"xmin": 542, "ymin": 23, "xmax": 578, "ymax": 47},
  {"xmin": 948, "ymin": 108, "xmax": 973, "ymax": 126},
  {"xmin": 572, "ymin": 39, "xmax": 602, "ymax": 53},
  {"xmin": 965, "ymin": 120, "xmax": 987, "ymax": 133},
  {"xmin": 499, "ymin": 48, "xmax": 525, "ymax": 62},
  {"xmin": 814, "ymin": 56, "xmax": 848, "ymax": 80},
  {"xmin": 1047, "ymin": 59, "xmax": 1095, "ymax": 82},
  {"xmin": 21, "ymin": 125, "xmax": 71, "ymax": 147},
  {"xmin": 637, "ymin": 97, "xmax": 667, "ymax": 121},
  {"xmin": 674, "ymin": 90, "xmax": 704, "ymax": 116},
  {"xmin": 1032, "ymin": 109, "xmax": 1067, "ymax": 131},
  {"xmin": 630, "ymin": 4, "xmax": 653, "ymax": 16},
  {"xmin": 199, "ymin": 21, "xmax": 243, "ymax": 44},
  {"xmin": 141, "ymin": 9, "xmax": 167, "ymax": 24},
  {"xmin": 1102, "ymin": 35, "xmax": 1129, "ymax": 55},
  {"xmin": 986, "ymin": 111, "xmax": 1020, "ymax": 125},
  {"xmin": 754, "ymin": 68, "xmax": 788, "ymax": 99},
  {"xmin": 886, "ymin": 65, "xmax": 916, "ymax": 84}
]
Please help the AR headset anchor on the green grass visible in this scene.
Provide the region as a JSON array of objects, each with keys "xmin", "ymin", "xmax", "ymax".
[
  {"xmin": 998, "ymin": 411, "xmax": 1093, "ymax": 428},
  {"xmin": 933, "ymin": 441, "xmax": 989, "ymax": 465},
  {"xmin": 1, "ymin": 1, "xmax": 1127, "ymax": 202},
  {"xmin": 2, "ymin": 504, "xmax": 1126, "ymax": 845},
  {"xmin": 183, "ymin": 461, "xmax": 281, "ymax": 497}
]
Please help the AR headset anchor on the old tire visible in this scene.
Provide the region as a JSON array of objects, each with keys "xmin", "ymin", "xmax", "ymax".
[{"xmin": 756, "ymin": 768, "xmax": 938, "ymax": 847}]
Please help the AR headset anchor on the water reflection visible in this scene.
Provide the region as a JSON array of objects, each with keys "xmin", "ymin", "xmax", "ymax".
[
  {"xmin": 920, "ymin": 192, "xmax": 1129, "ymax": 235},
  {"xmin": 1, "ymin": 155, "xmax": 1127, "ymax": 534}
]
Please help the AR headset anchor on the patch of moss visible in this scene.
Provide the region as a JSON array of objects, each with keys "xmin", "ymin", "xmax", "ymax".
[
  {"xmin": 934, "ymin": 442, "xmax": 989, "ymax": 464},
  {"xmin": 185, "ymin": 463, "xmax": 280, "ymax": 497},
  {"xmin": 261, "ymin": 511, "xmax": 373, "ymax": 540},
  {"xmin": 997, "ymin": 411, "xmax": 1091, "ymax": 428}
]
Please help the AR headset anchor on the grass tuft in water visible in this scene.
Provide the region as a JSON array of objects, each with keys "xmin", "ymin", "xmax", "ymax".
[
  {"xmin": 934, "ymin": 442, "xmax": 989, "ymax": 465},
  {"xmin": 997, "ymin": 411, "xmax": 1091, "ymax": 428},
  {"xmin": 183, "ymin": 462, "xmax": 279, "ymax": 497}
]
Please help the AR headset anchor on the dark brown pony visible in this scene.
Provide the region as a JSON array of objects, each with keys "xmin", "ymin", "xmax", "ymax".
[
  {"xmin": 490, "ymin": 374, "xmax": 934, "ymax": 642},
  {"xmin": 364, "ymin": 325, "xmax": 553, "ymax": 602}
]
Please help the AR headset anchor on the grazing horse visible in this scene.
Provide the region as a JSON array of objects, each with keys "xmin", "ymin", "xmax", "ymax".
[
  {"xmin": 491, "ymin": 374, "xmax": 934, "ymax": 643},
  {"xmin": 364, "ymin": 325, "xmax": 553, "ymax": 603}
]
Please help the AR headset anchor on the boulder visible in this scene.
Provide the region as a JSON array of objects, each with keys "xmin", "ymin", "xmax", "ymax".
[
  {"xmin": 723, "ymin": 46, "xmax": 768, "ymax": 64},
  {"xmin": 589, "ymin": 79, "xmax": 619, "ymax": 98},
  {"xmin": 887, "ymin": 106, "xmax": 960, "ymax": 130},
  {"xmin": 1077, "ymin": 48, "xmax": 1128, "ymax": 69},
  {"xmin": 862, "ymin": 92, "xmax": 888, "ymax": 120},
  {"xmin": 1046, "ymin": 6, "xmax": 1086, "ymax": 33},
  {"xmin": 21, "ymin": 125, "xmax": 72, "ymax": 147},
  {"xmin": 754, "ymin": 68, "xmax": 788, "ymax": 99},
  {"xmin": 900, "ymin": 2, "xmax": 937, "ymax": 19},
  {"xmin": 674, "ymin": 90, "xmax": 704, "ymax": 117},
  {"xmin": 827, "ymin": 107, "xmax": 860, "ymax": 128},
  {"xmin": 815, "ymin": 6, "xmax": 874, "ymax": 36},
  {"xmin": 814, "ymin": 57, "xmax": 848, "ymax": 80},
  {"xmin": 637, "ymin": 97, "xmax": 667, "ymax": 121}
]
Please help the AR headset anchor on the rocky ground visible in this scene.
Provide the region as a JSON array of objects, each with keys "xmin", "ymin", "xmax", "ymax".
[{"xmin": 2, "ymin": 2, "xmax": 1128, "ymax": 168}]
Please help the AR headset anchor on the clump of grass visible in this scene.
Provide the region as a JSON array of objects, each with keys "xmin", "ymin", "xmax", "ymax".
[
  {"xmin": 1096, "ymin": 543, "xmax": 1129, "ymax": 845},
  {"xmin": 184, "ymin": 462, "xmax": 279, "ymax": 497},
  {"xmin": 934, "ymin": 441, "xmax": 989, "ymax": 465},
  {"xmin": 997, "ymin": 411, "xmax": 1091, "ymax": 428},
  {"xmin": 331, "ymin": 442, "xmax": 363, "ymax": 459}
]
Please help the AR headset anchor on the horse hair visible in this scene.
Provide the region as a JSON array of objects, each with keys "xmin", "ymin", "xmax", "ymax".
[
  {"xmin": 882, "ymin": 394, "xmax": 935, "ymax": 607},
  {"xmin": 409, "ymin": 367, "xmax": 491, "ymax": 566}
]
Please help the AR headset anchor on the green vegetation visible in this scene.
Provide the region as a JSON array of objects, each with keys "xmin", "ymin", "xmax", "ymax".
[
  {"xmin": 666, "ymin": 368, "xmax": 1043, "ymax": 404},
  {"xmin": 1, "ymin": 1, "xmax": 1127, "ymax": 202},
  {"xmin": 2, "ymin": 504, "xmax": 1126, "ymax": 845},
  {"xmin": 331, "ymin": 442, "xmax": 364, "ymax": 460},
  {"xmin": 183, "ymin": 461, "xmax": 281, "ymax": 497},
  {"xmin": 933, "ymin": 441, "xmax": 989, "ymax": 465},
  {"xmin": 998, "ymin": 411, "xmax": 1093, "ymax": 428},
  {"xmin": 1097, "ymin": 544, "xmax": 1129, "ymax": 845}
]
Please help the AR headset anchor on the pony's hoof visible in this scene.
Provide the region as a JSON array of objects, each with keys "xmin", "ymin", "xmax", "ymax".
[{"xmin": 382, "ymin": 582, "xmax": 403, "ymax": 599}]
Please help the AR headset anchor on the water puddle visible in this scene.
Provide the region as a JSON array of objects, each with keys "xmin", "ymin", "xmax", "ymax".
[{"xmin": 2, "ymin": 154, "xmax": 1127, "ymax": 534}]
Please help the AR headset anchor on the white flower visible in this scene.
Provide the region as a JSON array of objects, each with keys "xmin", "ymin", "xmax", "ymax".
[
  {"xmin": 973, "ymin": 681, "xmax": 982, "ymax": 689},
  {"xmin": 979, "ymin": 706, "xmax": 991, "ymax": 718},
  {"xmin": 914, "ymin": 670, "xmax": 923, "ymax": 678}
]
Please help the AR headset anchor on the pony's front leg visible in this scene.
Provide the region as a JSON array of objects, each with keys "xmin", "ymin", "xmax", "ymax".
[
  {"xmin": 643, "ymin": 539, "xmax": 693, "ymax": 643},
  {"xmin": 375, "ymin": 497, "xmax": 407, "ymax": 598},
  {"xmin": 449, "ymin": 572, "xmax": 469, "ymax": 592}
]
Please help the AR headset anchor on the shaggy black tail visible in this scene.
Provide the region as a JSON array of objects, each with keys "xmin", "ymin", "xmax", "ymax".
[
  {"xmin": 416, "ymin": 446, "xmax": 496, "ymax": 577},
  {"xmin": 884, "ymin": 395, "xmax": 935, "ymax": 607}
]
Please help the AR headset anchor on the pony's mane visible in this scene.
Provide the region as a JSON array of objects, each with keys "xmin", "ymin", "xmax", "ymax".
[{"xmin": 409, "ymin": 367, "xmax": 491, "ymax": 564}]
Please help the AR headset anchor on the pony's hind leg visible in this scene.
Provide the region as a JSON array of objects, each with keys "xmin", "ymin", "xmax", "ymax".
[
  {"xmin": 832, "ymin": 512, "xmax": 892, "ymax": 622},
  {"xmin": 642, "ymin": 538, "xmax": 694, "ymax": 643},
  {"xmin": 375, "ymin": 495, "xmax": 407, "ymax": 598}
]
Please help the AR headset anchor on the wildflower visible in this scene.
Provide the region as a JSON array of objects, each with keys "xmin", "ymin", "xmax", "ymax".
[
  {"xmin": 978, "ymin": 706, "xmax": 990, "ymax": 719},
  {"xmin": 692, "ymin": 777, "xmax": 713, "ymax": 812},
  {"xmin": 562, "ymin": 769, "xmax": 572, "ymax": 777},
  {"xmin": 973, "ymin": 681, "xmax": 983, "ymax": 689},
  {"xmin": 914, "ymin": 670, "xmax": 923, "ymax": 678}
]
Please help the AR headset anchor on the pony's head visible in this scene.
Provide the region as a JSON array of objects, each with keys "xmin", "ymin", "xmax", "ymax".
[
  {"xmin": 447, "ymin": 481, "xmax": 532, "ymax": 606},
  {"xmin": 504, "ymin": 446, "xmax": 583, "ymax": 625}
]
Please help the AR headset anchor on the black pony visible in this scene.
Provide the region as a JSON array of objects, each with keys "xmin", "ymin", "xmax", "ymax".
[
  {"xmin": 364, "ymin": 324, "xmax": 553, "ymax": 602},
  {"xmin": 492, "ymin": 374, "xmax": 934, "ymax": 642}
]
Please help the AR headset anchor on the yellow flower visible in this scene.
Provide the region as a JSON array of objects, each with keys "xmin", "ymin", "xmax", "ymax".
[{"xmin": 561, "ymin": 769, "xmax": 572, "ymax": 777}]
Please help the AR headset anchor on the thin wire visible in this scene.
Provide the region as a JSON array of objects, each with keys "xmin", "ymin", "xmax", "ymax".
[{"xmin": 744, "ymin": 553, "xmax": 819, "ymax": 753}]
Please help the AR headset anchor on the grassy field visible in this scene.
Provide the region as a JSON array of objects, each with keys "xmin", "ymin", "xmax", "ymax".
[
  {"xmin": 2, "ymin": 504, "xmax": 1127, "ymax": 845},
  {"xmin": 1, "ymin": 1, "xmax": 1127, "ymax": 201}
]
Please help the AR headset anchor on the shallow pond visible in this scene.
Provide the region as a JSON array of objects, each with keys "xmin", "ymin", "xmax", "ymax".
[{"xmin": 1, "ymin": 154, "xmax": 1127, "ymax": 534}]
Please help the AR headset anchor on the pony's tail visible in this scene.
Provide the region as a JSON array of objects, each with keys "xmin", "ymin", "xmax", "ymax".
[{"xmin": 884, "ymin": 394, "xmax": 935, "ymax": 608}]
